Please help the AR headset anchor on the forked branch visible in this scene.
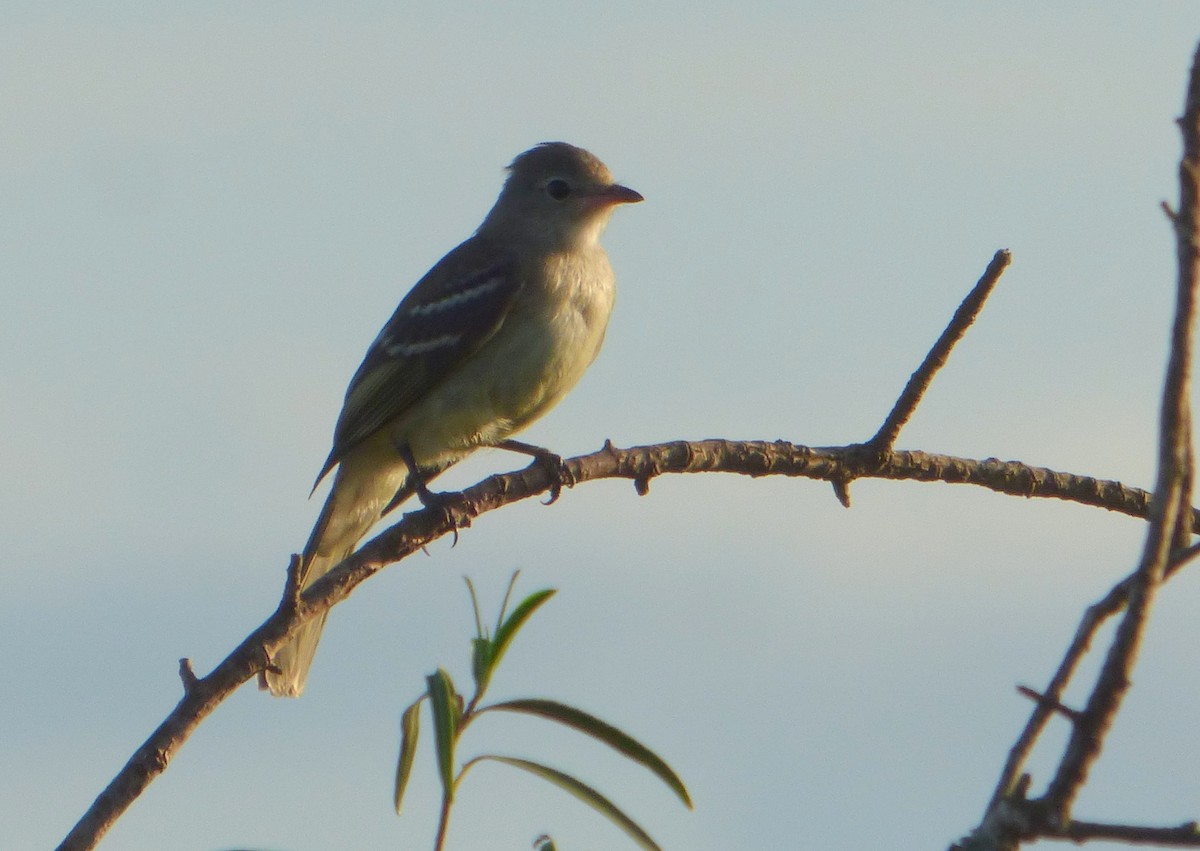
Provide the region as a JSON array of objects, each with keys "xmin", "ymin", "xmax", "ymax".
[{"xmin": 955, "ymin": 39, "xmax": 1200, "ymax": 851}]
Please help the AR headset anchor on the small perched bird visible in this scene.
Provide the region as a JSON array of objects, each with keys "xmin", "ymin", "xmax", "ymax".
[{"xmin": 261, "ymin": 142, "xmax": 642, "ymax": 696}]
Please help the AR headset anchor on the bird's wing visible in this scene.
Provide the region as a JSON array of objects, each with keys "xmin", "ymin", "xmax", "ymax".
[{"xmin": 313, "ymin": 238, "xmax": 522, "ymax": 486}]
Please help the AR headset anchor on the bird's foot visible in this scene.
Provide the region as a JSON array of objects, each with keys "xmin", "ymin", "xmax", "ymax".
[
  {"xmin": 496, "ymin": 439, "xmax": 574, "ymax": 504},
  {"xmin": 395, "ymin": 442, "xmax": 471, "ymax": 538},
  {"xmin": 413, "ymin": 484, "xmax": 471, "ymax": 544}
]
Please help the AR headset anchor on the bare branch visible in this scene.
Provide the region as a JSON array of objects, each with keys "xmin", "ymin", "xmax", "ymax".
[
  {"xmin": 987, "ymin": 574, "xmax": 1130, "ymax": 814},
  {"xmin": 869, "ymin": 249, "xmax": 1011, "ymax": 450},
  {"xmin": 57, "ymin": 436, "xmax": 1198, "ymax": 851},
  {"xmin": 281, "ymin": 552, "xmax": 303, "ymax": 612},
  {"xmin": 1014, "ymin": 686, "xmax": 1082, "ymax": 724},
  {"xmin": 991, "ymin": 529, "xmax": 1200, "ymax": 815},
  {"xmin": 1041, "ymin": 819, "xmax": 1200, "ymax": 846},
  {"xmin": 1040, "ymin": 39, "xmax": 1200, "ymax": 821}
]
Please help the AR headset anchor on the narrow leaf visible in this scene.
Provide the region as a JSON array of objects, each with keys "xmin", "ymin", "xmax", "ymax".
[
  {"xmin": 394, "ymin": 697, "xmax": 424, "ymax": 814},
  {"xmin": 495, "ymin": 569, "xmax": 522, "ymax": 633},
  {"xmin": 487, "ymin": 699, "xmax": 692, "ymax": 808},
  {"xmin": 464, "ymin": 575, "xmax": 486, "ymax": 639},
  {"xmin": 478, "ymin": 755, "xmax": 663, "ymax": 851},
  {"xmin": 471, "ymin": 637, "xmax": 493, "ymax": 693},
  {"xmin": 427, "ymin": 669, "xmax": 460, "ymax": 801},
  {"xmin": 489, "ymin": 588, "xmax": 556, "ymax": 675}
]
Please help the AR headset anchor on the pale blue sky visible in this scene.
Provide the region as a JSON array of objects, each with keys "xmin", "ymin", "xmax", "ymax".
[{"xmin": 4, "ymin": 4, "xmax": 1200, "ymax": 850}]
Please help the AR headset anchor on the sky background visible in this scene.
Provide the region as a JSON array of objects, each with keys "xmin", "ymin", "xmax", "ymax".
[{"xmin": 4, "ymin": 4, "xmax": 1200, "ymax": 850}]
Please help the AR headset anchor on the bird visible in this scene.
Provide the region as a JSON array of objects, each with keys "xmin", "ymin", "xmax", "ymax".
[{"xmin": 261, "ymin": 142, "xmax": 642, "ymax": 696}]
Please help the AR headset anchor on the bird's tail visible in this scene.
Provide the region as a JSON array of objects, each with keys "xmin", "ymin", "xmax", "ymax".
[
  {"xmin": 258, "ymin": 490, "xmax": 346, "ymax": 697},
  {"xmin": 261, "ymin": 455, "xmax": 421, "ymax": 697}
]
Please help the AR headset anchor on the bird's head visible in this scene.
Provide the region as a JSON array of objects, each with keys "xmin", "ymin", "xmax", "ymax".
[{"xmin": 481, "ymin": 142, "xmax": 643, "ymax": 249}]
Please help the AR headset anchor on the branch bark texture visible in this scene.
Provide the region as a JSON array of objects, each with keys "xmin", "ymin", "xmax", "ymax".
[{"xmin": 58, "ymin": 439, "xmax": 1187, "ymax": 851}]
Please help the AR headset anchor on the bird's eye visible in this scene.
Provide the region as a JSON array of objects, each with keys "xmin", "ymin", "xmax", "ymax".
[{"xmin": 545, "ymin": 178, "xmax": 572, "ymax": 200}]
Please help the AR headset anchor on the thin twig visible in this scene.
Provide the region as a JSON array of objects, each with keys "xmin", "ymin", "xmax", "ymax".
[
  {"xmin": 1042, "ymin": 819, "xmax": 1200, "ymax": 846},
  {"xmin": 986, "ymin": 574, "xmax": 1130, "ymax": 812},
  {"xmin": 1015, "ymin": 686, "xmax": 1082, "ymax": 724},
  {"xmin": 869, "ymin": 249, "xmax": 1012, "ymax": 450},
  {"xmin": 988, "ymin": 535, "xmax": 1200, "ymax": 817},
  {"xmin": 1169, "ymin": 538, "xmax": 1200, "ymax": 575}
]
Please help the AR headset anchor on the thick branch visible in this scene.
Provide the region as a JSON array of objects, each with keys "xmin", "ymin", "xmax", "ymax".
[
  {"xmin": 961, "ymin": 42, "xmax": 1200, "ymax": 850},
  {"xmin": 58, "ymin": 439, "xmax": 1195, "ymax": 850},
  {"xmin": 1039, "ymin": 39, "xmax": 1200, "ymax": 821}
]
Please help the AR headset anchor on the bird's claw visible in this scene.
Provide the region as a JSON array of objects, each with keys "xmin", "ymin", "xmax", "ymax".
[
  {"xmin": 493, "ymin": 439, "xmax": 572, "ymax": 504},
  {"xmin": 415, "ymin": 485, "xmax": 471, "ymax": 543},
  {"xmin": 528, "ymin": 450, "xmax": 572, "ymax": 505}
]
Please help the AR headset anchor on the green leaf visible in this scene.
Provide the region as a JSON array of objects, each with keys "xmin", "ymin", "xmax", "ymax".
[
  {"xmin": 477, "ymin": 755, "xmax": 663, "ymax": 851},
  {"xmin": 427, "ymin": 669, "xmax": 460, "ymax": 801},
  {"xmin": 394, "ymin": 697, "xmax": 424, "ymax": 814},
  {"xmin": 495, "ymin": 569, "xmax": 522, "ymax": 633},
  {"xmin": 488, "ymin": 588, "xmax": 556, "ymax": 677},
  {"xmin": 464, "ymin": 575, "xmax": 486, "ymax": 639},
  {"xmin": 471, "ymin": 636, "xmax": 494, "ymax": 693},
  {"xmin": 486, "ymin": 699, "xmax": 692, "ymax": 809}
]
